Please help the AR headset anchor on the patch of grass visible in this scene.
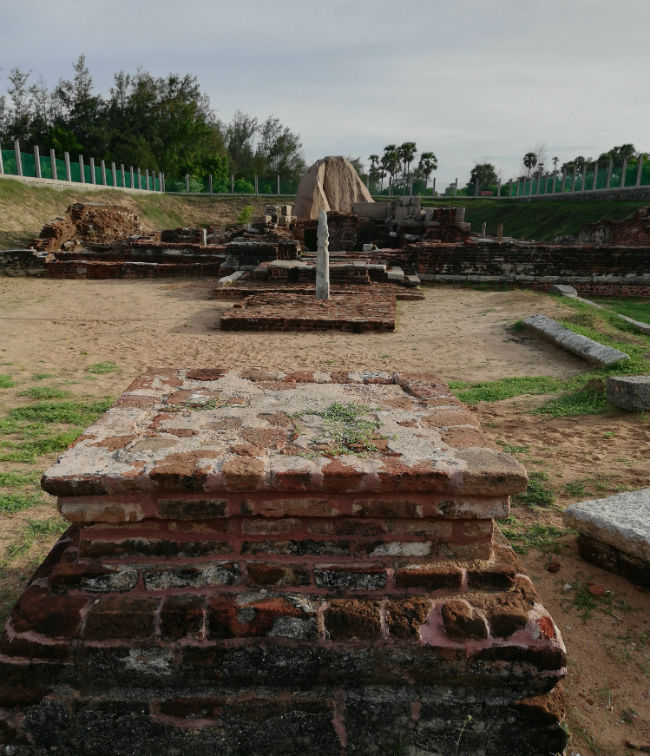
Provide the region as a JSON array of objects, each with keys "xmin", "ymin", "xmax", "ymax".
[
  {"xmin": 299, "ymin": 402, "xmax": 381, "ymax": 456},
  {"xmin": 8, "ymin": 398, "xmax": 112, "ymax": 426},
  {"xmin": 496, "ymin": 439, "xmax": 530, "ymax": 454},
  {"xmin": 0, "ymin": 492, "xmax": 45, "ymax": 514},
  {"xmin": 533, "ymin": 386, "xmax": 610, "ymax": 417},
  {"xmin": 19, "ymin": 386, "xmax": 71, "ymax": 400},
  {"xmin": 86, "ymin": 362, "xmax": 118, "ymax": 374},
  {"xmin": 0, "ymin": 429, "xmax": 84, "ymax": 464},
  {"xmin": 564, "ymin": 574, "xmax": 634, "ymax": 622},
  {"xmin": 5, "ymin": 517, "xmax": 67, "ymax": 560},
  {"xmin": 591, "ymin": 297, "xmax": 649, "ymax": 325},
  {"xmin": 30, "ymin": 372, "xmax": 54, "ymax": 381},
  {"xmin": 448, "ymin": 375, "xmax": 564, "ymax": 403},
  {"xmin": 513, "ymin": 471, "xmax": 554, "ymax": 508},
  {"xmin": 564, "ymin": 480, "xmax": 587, "ymax": 497},
  {"xmin": 0, "ymin": 470, "xmax": 41, "ymax": 488},
  {"xmin": 0, "ymin": 374, "xmax": 16, "ymax": 388},
  {"xmin": 498, "ymin": 517, "xmax": 571, "ymax": 554}
]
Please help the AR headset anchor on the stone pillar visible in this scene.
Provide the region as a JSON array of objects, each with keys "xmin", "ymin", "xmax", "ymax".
[
  {"xmin": 130, "ymin": 165, "xmax": 135, "ymax": 188},
  {"xmin": 208, "ymin": 173, "xmax": 213, "ymax": 194},
  {"xmin": 137, "ymin": 167, "xmax": 142, "ymax": 190},
  {"xmin": 79, "ymin": 154, "xmax": 85, "ymax": 183},
  {"xmin": 101, "ymin": 160, "xmax": 107, "ymax": 186},
  {"xmin": 231, "ymin": 173, "xmax": 234, "ymax": 193},
  {"xmin": 255, "ymin": 174, "xmax": 259, "ymax": 195},
  {"xmin": 121, "ymin": 164, "xmax": 126, "ymax": 187},
  {"xmin": 185, "ymin": 173, "xmax": 190, "ymax": 193},
  {"xmin": 606, "ymin": 158, "xmax": 613, "ymax": 188},
  {"xmin": 315, "ymin": 210, "xmax": 330, "ymax": 300},
  {"xmin": 636, "ymin": 154, "xmax": 645, "ymax": 186},
  {"xmin": 50, "ymin": 148, "xmax": 57, "ymax": 180},
  {"xmin": 34, "ymin": 145, "xmax": 42, "ymax": 178},
  {"xmin": 90, "ymin": 157, "xmax": 96, "ymax": 184},
  {"xmin": 160, "ymin": 172, "xmax": 164, "ymax": 192},
  {"xmin": 0, "ymin": 144, "xmax": 4, "ymax": 174},
  {"xmin": 592, "ymin": 161, "xmax": 598, "ymax": 191},
  {"xmin": 571, "ymin": 166, "xmax": 577, "ymax": 192},
  {"xmin": 111, "ymin": 161, "xmax": 118, "ymax": 187},
  {"xmin": 497, "ymin": 223, "xmax": 503, "ymax": 241},
  {"xmin": 277, "ymin": 174, "xmax": 281, "ymax": 195},
  {"xmin": 432, "ymin": 176, "xmax": 436, "ymax": 196},
  {"xmin": 620, "ymin": 158, "xmax": 628, "ymax": 188}
]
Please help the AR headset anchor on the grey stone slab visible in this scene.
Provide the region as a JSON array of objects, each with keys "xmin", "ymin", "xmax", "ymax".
[
  {"xmin": 522, "ymin": 314, "xmax": 629, "ymax": 366},
  {"xmin": 607, "ymin": 375, "xmax": 650, "ymax": 410},
  {"xmin": 550, "ymin": 284, "xmax": 578, "ymax": 297},
  {"xmin": 563, "ymin": 488, "xmax": 650, "ymax": 562}
]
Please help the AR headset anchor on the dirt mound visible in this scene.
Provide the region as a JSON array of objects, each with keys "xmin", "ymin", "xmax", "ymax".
[
  {"xmin": 33, "ymin": 203, "xmax": 142, "ymax": 252},
  {"xmin": 294, "ymin": 156, "xmax": 374, "ymax": 220}
]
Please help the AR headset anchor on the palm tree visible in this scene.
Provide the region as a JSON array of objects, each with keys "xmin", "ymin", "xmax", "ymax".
[
  {"xmin": 523, "ymin": 152, "xmax": 537, "ymax": 177},
  {"xmin": 552, "ymin": 156, "xmax": 559, "ymax": 172},
  {"xmin": 381, "ymin": 145, "xmax": 400, "ymax": 193},
  {"xmin": 417, "ymin": 152, "xmax": 438, "ymax": 192},
  {"xmin": 398, "ymin": 141, "xmax": 417, "ymax": 183}
]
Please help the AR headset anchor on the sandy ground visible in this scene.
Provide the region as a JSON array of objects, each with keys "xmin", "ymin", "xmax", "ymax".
[{"xmin": 0, "ymin": 277, "xmax": 648, "ymax": 756}]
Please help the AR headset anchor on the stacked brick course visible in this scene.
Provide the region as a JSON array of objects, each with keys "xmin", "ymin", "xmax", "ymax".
[{"xmin": 0, "ymin": 369, "xmax": 567, "ymax": 756}]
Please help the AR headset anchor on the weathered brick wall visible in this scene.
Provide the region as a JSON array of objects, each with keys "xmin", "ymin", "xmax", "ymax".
[{"xmin": 0, "ymin": 369, "xmax": 567, "ymax": 755}]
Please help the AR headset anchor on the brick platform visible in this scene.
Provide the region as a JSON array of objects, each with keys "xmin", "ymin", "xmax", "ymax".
[
  {"xmin": 219, "ymin": 291, "xmax": 397, "ymax": 332},
  {"xmin": 0, "ymin": 369, "xmax": 567, "ymax": 756},
  {"xmin": 215, "ymin": 280, "xmax": 424, "ymax": 301}
]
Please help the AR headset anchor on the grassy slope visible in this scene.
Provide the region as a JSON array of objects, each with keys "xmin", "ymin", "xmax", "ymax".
[
  {"xmin": 1, "ymin": 175, "xmax": 647, "ymax": 248},
  {"xmin": 0, "ymin": 177, "xmax": 289, "ymax": 249},
  {"xmin": 376, "ymin": 196, "xmax": 648, "ymax": 242}
]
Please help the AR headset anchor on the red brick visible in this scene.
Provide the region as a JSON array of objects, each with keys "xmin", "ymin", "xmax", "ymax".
[
  {"xmin": 441, "ymin": 600, "xmax": 488, "ymax": 641},
  {"xmin": 221, "ymin": 457, "xmax": 265, "ymax": 491},
  {"xmin": 83, "ymin": 596, "xmax": 159, "ymax": 640},
  {"xmin": 11, "ymin": 585, "xmax": 87, "ymax": 639},
  {"xmin": 394, "ymin": 566, "xmax": 463, "ymax": 591},
  {"xmin": 386, "ymin": 599, "xmax": 431, "ymax": 639},
  {"xmin": 247, "ymin": 563, "xmax": 310, "ymax": 587},
  {"xmin": 324, "ymin": 599, "xmax": 380, "ymax": 640},
  {"xmin": 160, "ymin": 596, "xmax": 204, "ymax": 641}
]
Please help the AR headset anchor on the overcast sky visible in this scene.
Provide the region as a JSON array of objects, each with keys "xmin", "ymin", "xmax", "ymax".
[{"xmin": 1, "ymin": 0, "xmax": 648, "ymax": 187}]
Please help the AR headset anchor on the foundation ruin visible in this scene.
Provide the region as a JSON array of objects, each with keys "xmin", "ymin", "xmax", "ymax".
[{"xmin": 0, "ymin": 369, "xmax": 568, "ymax": 756}]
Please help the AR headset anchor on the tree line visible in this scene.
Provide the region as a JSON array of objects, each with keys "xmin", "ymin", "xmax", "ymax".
[
  {"xmin": 354, "ymin": 143, "xmax": 438, "ymax": 195},
  {"xmin": 0, "ymin": 56, "xmax": 306, "ymax": 190}
]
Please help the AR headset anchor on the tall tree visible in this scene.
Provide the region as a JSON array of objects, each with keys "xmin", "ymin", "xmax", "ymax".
[
  {"xmin": 398, "ymin": 141, "xmax": 417, "ymax": 181},
  {"xmin": 468, "ymin": 163, "xmax": 497, "ymax": 194},
  {"xmin": 380, "ymin": 145, "xmax": 400, "ymax": 191},
  {"xmin": 523, "ymin": 151, "xmax": 537, "ymax": 177},
  {"xmin": 417, "ymin": 151, "xmax": 437, "ymax": 191}
]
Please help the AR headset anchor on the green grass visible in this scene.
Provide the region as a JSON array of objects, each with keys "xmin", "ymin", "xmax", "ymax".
[
  {"xmin": 18, "ymin": 386, "xmax": 71, "ymax": 400},
  {"xmin": 298, "ymin": 402, "xmax": 381, "ymax": 455},
  {"xmin": 533, "ymin": 386, "xmax": 610, "ymax": 417},
  {"xmin": 8, "ymin": 398, "xmax": 112, "ymax": 425},
  {"xmin": 591, "ymin": 297, "xmax": 649, "ymax": 324},
  {"xmin": 86, "ymin": 362, "xmax": 118, "ymax": 374},
  {"xmin": 513, "ymin": 471, "xmax": 554, "ymax": 508},
  {"xmin": 0, "ymin": 429, "xmax": 84, "ymax": 464},
  {"xmin": 0, "ymin": 374, "xmax": 16, "ymax": 388},
  {"xmin": 30, "ymin": 372, "xmax": 54, "ymax": 381},
  {"xmin": 565, "ymin": 574, "xmax": 634, "ymax": 623},
  {"xmin": 495, "ymin": 440, "xmax": 530, "ymax": 455},
  {"xmin": 448, "ymin": 376, "xmax": 564, "ymax": 403},
  {"xmin": 5, "ymin": 517, "xmax": 68, "ymax": 560},
  {"xmin": 0, "ymin": 470, "xmax": 41, "ymax": 487},
  {"xmin": 498, "ymin": 516, "xmax": 572, "ymax": 554},
  {"xmin": 0, "ymin": 492, "xmax": 46, "ymax": 514}
]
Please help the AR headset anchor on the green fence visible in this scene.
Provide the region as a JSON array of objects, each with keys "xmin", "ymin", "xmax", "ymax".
[
  {"xmin": 0, "ymin": 144, "xmax": 161, "ymax": 191},
  {"xmin": 166, "ymin": 174, "xmax": 300, "ymax": 195},
  {"xmin": 509, "ymin": 155, "xmax": 649, "ymax": 197}
]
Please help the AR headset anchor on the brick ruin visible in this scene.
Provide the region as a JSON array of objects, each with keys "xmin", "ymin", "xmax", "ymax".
[
  {"xmin": 1, "ymin": 200, "xmax": 647, "ymax": 303},
  {"xmin": 0, "ymin": 369, "xmax": 567, "ymax": 756}
]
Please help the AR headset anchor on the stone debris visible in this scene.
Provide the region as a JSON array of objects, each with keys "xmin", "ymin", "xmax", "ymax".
[
  {"xmin": 0, "ymin": 369, "xmax": 567, "ymax": 755},
  {"xmin": 522, "ymin": 314, "xmax": 629, "ymax": 366},
  {"xmin": 563, "ymin": 488, "xmax": 650, "ymax": 586},
  {"xmin": 606, "ymin": 374, "xmax": 650, "ymax": 410},
  {"xmin": 294, "ymin": 156, "xmax": 374, "ymax": 220}
]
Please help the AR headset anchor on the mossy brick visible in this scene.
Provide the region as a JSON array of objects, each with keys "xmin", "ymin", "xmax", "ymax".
[
  {"xmin": 157, "ymin": 498, "xmax": 227, "ymax": 519},
  {"xmin": 313, "ymin": 566, "xmax": 386, "ymax": 591},
  {"xmin": 143, "ymin": 562, "xmax": 240, "ymax": 590},
  {"xmin": 78, "ymin": 536, "xmax": 232, "ymax": 559},
  {"xmin": 241, "ymin": 539, "xmax": 350, "ymax": 556},
  {"xmin": 83, "ymin": 596, "xmax": 159, "ymax": 640}
]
